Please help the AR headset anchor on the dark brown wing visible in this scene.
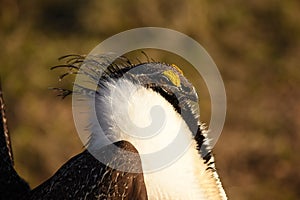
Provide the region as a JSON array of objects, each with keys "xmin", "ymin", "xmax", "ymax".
[
  {"xmin": 0, "ymin": 83, "xmax": 30, "ymax": 200},
  {"xmin": 26, "ymin": 141, "xmax": 148, "ymax": 200},
  {"xmin": 0, "ymin": 82, "xmax": 13, "ymax": 165}
]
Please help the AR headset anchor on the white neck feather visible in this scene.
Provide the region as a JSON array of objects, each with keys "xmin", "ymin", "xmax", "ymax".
[{"xmin": 89, "ymin": 79, "xmax": 227, "ymax": 200}]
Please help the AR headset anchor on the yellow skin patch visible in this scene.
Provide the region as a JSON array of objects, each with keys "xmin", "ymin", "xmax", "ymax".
[
  {"xmin": 163, "ymin": 70, "xmax": 181, "ymax": 87},
  {"xmin": 171, "ymin": 64, "xmax": 183, "ymax": 75}
]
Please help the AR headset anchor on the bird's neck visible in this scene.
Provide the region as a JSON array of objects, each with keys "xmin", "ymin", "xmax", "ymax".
[{"xmin": 89, "ymin": 79, "xmax": 226, "ymax": 200}]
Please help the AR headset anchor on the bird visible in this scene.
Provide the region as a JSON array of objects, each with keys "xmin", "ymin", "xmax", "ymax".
[
  {"xmin": 0, "ymin": 82, "xmax": 31, "ymax": 200},
  {"xmin": 0, "ymin": 54, "xmax": 227, "ymax": 200}
]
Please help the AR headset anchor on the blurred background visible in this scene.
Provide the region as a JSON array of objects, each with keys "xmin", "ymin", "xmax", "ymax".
[{"xmin": 0, "ymin": 0, "xmax": 300, "ymax": 199}]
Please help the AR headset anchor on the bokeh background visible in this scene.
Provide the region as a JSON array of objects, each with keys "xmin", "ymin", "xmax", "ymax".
[{"xmin": 1, "ymin": 0, "xmax": 300, "ymax": 199}]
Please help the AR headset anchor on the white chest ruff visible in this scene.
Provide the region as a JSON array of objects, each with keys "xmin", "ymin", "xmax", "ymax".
[{"xmin": 89, "ymin": 79, "xmax": 222, "ymax": 200}]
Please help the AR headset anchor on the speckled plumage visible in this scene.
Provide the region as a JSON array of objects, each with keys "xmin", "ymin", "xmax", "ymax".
[
  {"xmin": 0, "ymin": 54, "xmax": 227, "ymax": 200},
  {"xmin": 0, "ymin": 84, "xmax": 30, "ymax": 200},
  {"xmin": 26, "ymin": 141, "xmax": 148, "ymax": 200}
]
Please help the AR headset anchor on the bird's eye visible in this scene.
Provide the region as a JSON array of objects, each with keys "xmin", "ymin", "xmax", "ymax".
[{"xmin": 159, "ymin": 76, "xmax": 170, "ymax": 84}]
